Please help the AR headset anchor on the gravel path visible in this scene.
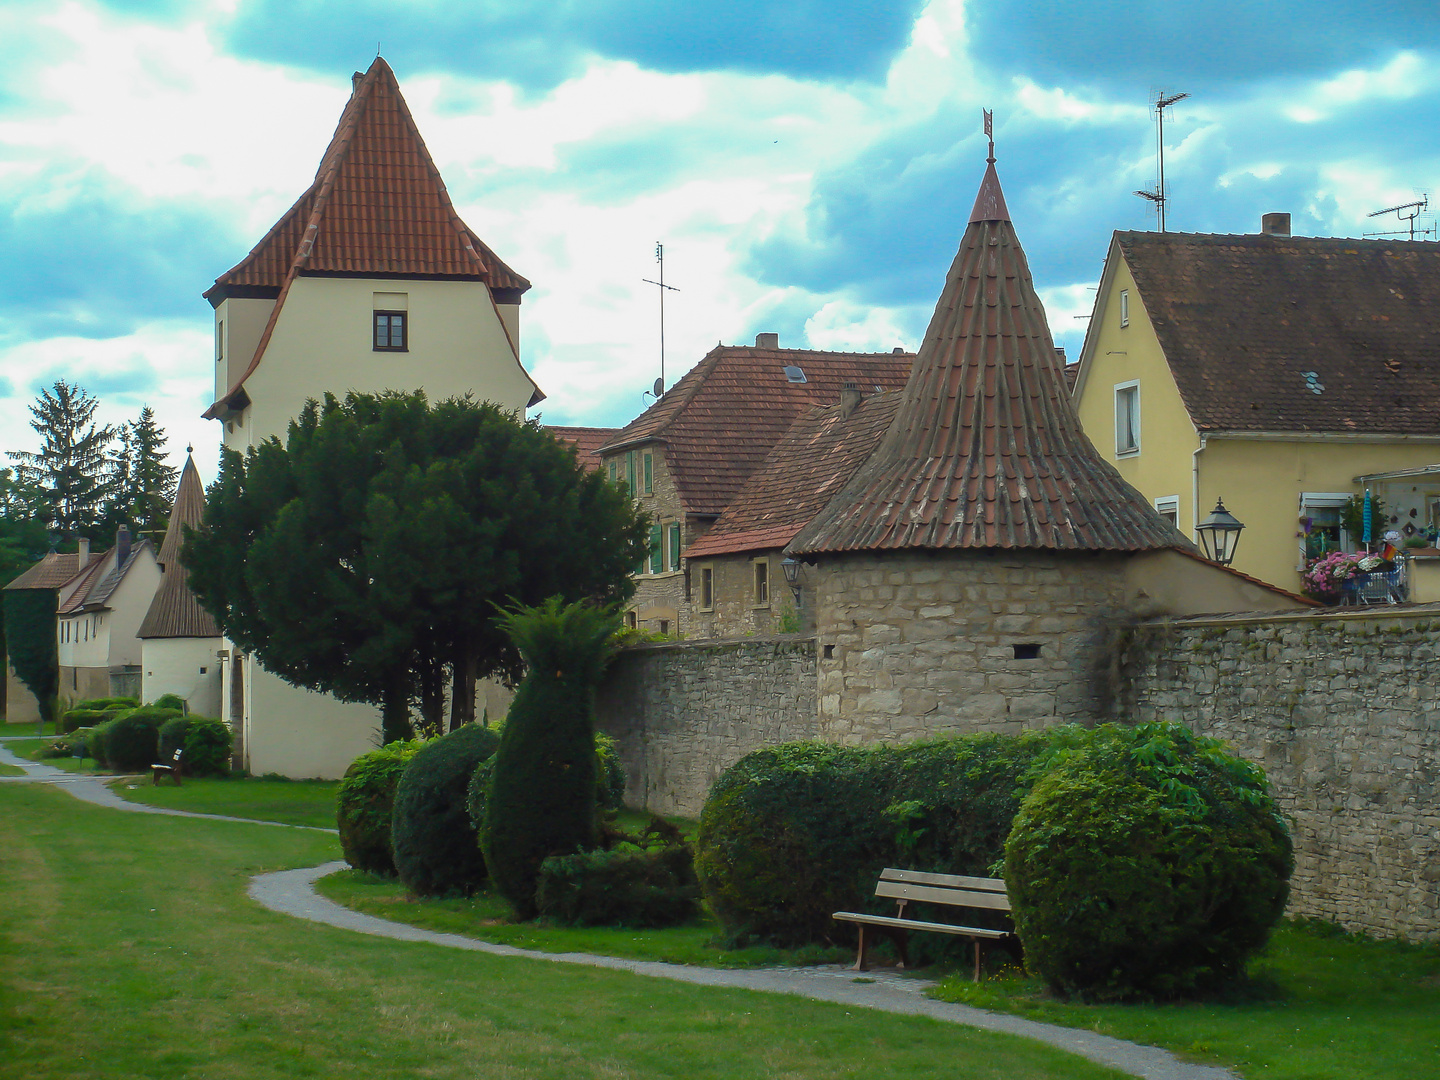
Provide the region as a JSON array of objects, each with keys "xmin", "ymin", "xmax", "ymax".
[{"xmin": 0, "ymin": 736, "xmax": 1236, "ymax": 1080}]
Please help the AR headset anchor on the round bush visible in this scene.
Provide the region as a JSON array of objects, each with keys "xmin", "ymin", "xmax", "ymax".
[
  {"xmin": 182, "ymin": 717, "xmax": 233, "ymax": 776},
  {"xmin": 696, "ymin": 730, "xmax": 1077, "ymax": 947},
  {"xmin": 338, "ymin": 740, "xmax": 423, "ymax": 876},
  {"xmin": 86, "ymin": 719, "xmax": 116, "ymax": 766},
  {"xmin": 103, "ymin": 707, "xmax": 182, "ymax": 771},
  {"xmin": 535, "ymin": 845, "xmax": 700, "ymax": 928},
  {"xmin": 1004, "ymin": 722, "xmax": 1293, "ymax": 1001},
  {"xmin": 392, "ymin": 725, "xmax": 500, "ymax": 896},
  {"xmin": 465, "ymin": 731, "xmax": 623, "ymax": 838},
  {"xmin": 158, "ymin": 716, "xmax": 192, "ymax": 760},
  {"xmin": 152, "ymin": 693, "xmax": 187, "ymax": 712}
]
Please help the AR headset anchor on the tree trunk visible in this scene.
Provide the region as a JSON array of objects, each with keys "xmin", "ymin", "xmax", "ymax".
[
  {"xmin": 380, "ymin": 679, "xmax": 412, "ymax": 744},
  {"xmin": 450, "ymin": 648, "xmax": 477, "ymax": 731},
  {"xmin": 419, "ymin": 658, "xmax": 446, "ymax": 737}
]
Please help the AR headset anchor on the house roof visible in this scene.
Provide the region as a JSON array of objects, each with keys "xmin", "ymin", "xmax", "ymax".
[
  {"xmin": 790, "ymin": 160, "xmax": 1190, "ymax": 556},
  {"xmin": 59, "ymin": 538, "xmax": 152, "ymax": 614},
  {"xmin": 203, "ymin": 57, "xmax": 541, "ymax": 420},
  {"xmin": 545, "ymin": 426, "xmax": 618, "ymax": 474},
  {"xmin": 598, "ymin": 343, "xmax": 914, "ymax": 517},
  {"xmin": 685, "ymin": 392, "xmax": 904, "ymax": 559},
  {"xmin": 3, "ymin": 550, "xmax": 97, "ymax": 592},
  {"xmin": 140, "ymin": 454, "xmax": 220, "ymax": 640},
  {"xmin": 1115, "ymin": 232, "xmax": 1440, "ymax": 435}
]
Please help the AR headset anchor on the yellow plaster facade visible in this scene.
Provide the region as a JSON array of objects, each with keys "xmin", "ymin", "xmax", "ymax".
[{"xmin": 1075, "ymin": 241, "xmax": 1440, "ymax": 592}]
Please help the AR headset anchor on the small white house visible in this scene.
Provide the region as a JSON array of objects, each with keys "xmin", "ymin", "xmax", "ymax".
[{"xmin": 56, "ymin": 528, "xmax": 160, "ymax": 702}]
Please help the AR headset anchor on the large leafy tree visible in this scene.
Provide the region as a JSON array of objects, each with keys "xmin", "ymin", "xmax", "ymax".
[
  {"xmin": 183, "ymin": 391, "xmax": 649, "ymax": 739},
  {"xmin": 101, "ymin": 406, "xmax": 178, "ymax": 543},
  {"xmin": 0, "ymin": 469, "xmax": 54, "ymax": 716},
  {"xmin": 7, "ymin": 380, "xmax": 114, "ymax": 539}
]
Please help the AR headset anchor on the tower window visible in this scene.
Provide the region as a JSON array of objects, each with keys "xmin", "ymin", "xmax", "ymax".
[{"xmin": 374, "ymin": 311, "xmax": 408, "ymax": 351}]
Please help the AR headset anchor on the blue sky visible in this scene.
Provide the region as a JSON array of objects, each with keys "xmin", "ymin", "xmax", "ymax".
[{"xmin": 3, "ymin": 0, "xmax": 1438, "ymax": 482}]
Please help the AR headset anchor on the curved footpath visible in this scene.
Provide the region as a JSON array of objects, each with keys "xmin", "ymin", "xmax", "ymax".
[{"xmin": 0, "ymin": 738, "xmax": 1235, "ymax": 1080}]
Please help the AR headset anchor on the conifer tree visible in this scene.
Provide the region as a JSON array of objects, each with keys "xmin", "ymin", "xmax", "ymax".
[
  {"xmin": 102, "ymin": 406, "xmax": 178, "ymax": 543},
  {"xmin": 7, "ymin": 380, "xmax": 114, "ymax": 539}
]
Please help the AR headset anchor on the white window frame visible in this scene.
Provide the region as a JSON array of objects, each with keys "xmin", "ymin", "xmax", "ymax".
[
  {"xmin": 1119, "ymin": 289, "xmax": 1130, "ymax": 328},
  {"xmin": 1154, "ymin": 495, "xmax": 1180, "ymax": 530},
  {"xmin": 1299, "ymin": 492, "xmax": 1356, "ymax": 566},
  {"xmin": 697, "ymin": 564, "xmax": 715, "ymax": 612},
  {"xmin": 752, "ymin": 558, "xmax": 769, "ymax": 607},
  {"xmin": 1114, "ymin": 381, "xmax": 1140, "ymax": 457}
]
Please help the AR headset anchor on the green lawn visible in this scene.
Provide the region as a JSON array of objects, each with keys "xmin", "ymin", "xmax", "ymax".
[
  {"xmin": 317, "ymin": 869, "xmax": 850, "ymax": 968},
  {"xmin": 108, "ymin": 776, "xmax": 340, "ymax": 830},
  {"xmin": 931, "ymin": 923, "xmax": 1440, "ymax": 1080},
  {"xmin": 0, "ymin": 782, "xmax": 1123, "ymax": 1080},
  {"xmin": 3, "ymin": 735, "xmax": 97, "ymax": 773},
  {"xmin": 0, "ymin": 760, "xmax": 24, "ymax": 776}
]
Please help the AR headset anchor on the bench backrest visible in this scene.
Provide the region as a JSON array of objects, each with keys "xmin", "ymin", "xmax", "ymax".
[{"xmin": 874, "ymin": 868, "xmax": 1010, "ymax": 912}]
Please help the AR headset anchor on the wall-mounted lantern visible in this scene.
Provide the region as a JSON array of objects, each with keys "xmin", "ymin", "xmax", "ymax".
[
  {"xmin": 781, "ymin": 556, "xmax": 801, "ymax": 601},
  {"xmin": 1196, "ymin": 498, "xmax": 1245, "ymax": 566}
]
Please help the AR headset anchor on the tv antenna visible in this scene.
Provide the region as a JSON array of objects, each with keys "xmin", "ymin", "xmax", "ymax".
[
  {"xmin": 1364, "ymin": 196, "xmax": 1434, "ymax": 240},
  {"xmin": 642, "ymin": 242, "xmax": 680, "ymax": 396},
  {"xmin": 1134, "ymin": 90, "xmax": 1189, "ymax": 232}
]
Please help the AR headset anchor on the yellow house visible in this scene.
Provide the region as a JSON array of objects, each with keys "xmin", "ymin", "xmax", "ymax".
[{"xmin": 1073, "ymin": 218, "xmax": 1440, "ymax": 591}]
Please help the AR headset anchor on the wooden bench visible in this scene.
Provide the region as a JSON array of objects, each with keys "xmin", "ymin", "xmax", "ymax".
[
  {"xmin": 151, "ymin": 748, "xmax": 184, "ymax": 786},
  {"xmin": 833, "ymin": 868, "xmax": 1013, "ymax": 980}
]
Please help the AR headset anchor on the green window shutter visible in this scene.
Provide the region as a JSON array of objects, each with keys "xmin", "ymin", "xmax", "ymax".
[
  {"xmin": 643, "ymin": 452, "xmax": 653, "ymax": 494},
  {"xmin": 608, "ymin": 459, "xmax": 617, "ymax": 484},
  {"xmin": 649, "ymin": 524, "xmax": 663, "ymax": 575},
  {"xmin": 669, "ymin": 522, "xmax": 681, "ymax": 570},
  {"xmin": 626, "ymin": 452, "xmax": 636, "ymax": 494}
]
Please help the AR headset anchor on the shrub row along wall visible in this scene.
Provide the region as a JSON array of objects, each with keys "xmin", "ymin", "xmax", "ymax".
[
  {"xmin": 595, "ymin": 637, "xmax": 819, "ymax": 816},
  {"xmin": 1120, "ymin": 607, "xmax": 1440, "ymax": 942}
]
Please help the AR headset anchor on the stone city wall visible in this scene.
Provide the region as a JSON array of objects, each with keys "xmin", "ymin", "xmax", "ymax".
[
  {"xmin": 1121, "ymin": 607, "xmax": 1440, "ymax": 942},
  {"xmin": 595, "ymin": 635, "xmax": 819, "ymax": 816}
]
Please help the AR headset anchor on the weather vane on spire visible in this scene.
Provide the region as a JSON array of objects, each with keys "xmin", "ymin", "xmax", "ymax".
[{"xmin": 983, "ymin": 108, "xmax": 995, "ymax": 163}]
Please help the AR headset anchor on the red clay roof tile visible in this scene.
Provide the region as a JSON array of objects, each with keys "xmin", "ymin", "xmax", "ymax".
[{"xmin": 545, "ymin": 426, "xmax": 619, "ymax": 474}]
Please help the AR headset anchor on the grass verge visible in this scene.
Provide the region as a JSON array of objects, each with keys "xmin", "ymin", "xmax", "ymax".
[
  {"xmin": 316, "ymin": 868, "xmax": 849, "ymax": 968},
  {"xmin": 108, "ymin": 776, "xmax": 340, "ymax": 829},
  {"xmin": 0, "ymin": 782, "xmax": 1125, "ymax": 1080},
  {"xmin": 930, "ymin": 922, "xmax": 1440, "ymax": 1080}
]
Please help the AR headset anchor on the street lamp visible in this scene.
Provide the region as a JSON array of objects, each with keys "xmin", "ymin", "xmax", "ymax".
[
  {"xmin": 780, "ymin": 556, "xmax": 801, "ymax": 600},
  {"xmin": 1196, "ymin": 498, "xmax": 1245, "ymax": 566}
]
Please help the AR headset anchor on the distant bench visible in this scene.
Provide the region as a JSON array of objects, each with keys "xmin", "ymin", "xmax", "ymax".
[
  {"xmin": 832, "ymin": 868, "xmax": 1013, "ymax": 980},
  {"xmin": 151, "ymin": 748, "xmax": 184, "ymax": 786}
]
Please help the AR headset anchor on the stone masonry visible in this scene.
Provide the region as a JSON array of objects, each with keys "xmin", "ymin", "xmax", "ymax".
[
  {"xmin": 812, "ymin": 550, "xmax": 1132, "ymax": 742},
  {"xmin": 1122, "ymin": 607, "xmax": 1440, "ymax": 942},
  {"xmin": 595, "ymin": 636, "xmax": 818, "ymax": 816}
]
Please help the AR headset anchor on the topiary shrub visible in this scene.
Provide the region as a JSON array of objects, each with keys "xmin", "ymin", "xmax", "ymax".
[
  {"xmin": 1003, "ymin": 722, "xmax": 1293, "ymax": 1002},
  {"xmin": 74, "ymin": 696, "xmax": 138, "ymax": 711},
  {"xmin": 86, "ymin": 719, "xmax": 116, "ymax": 767},
  {"xmin": 482, "ymin": 599, "xmax": 620, "ymax": 919},
  {"xmin": 535, "ymin": 845, "xmax": 700, "ymax": 928},
  {"xmin": 392, "ymin": 725, "xmax": 500, "ymax": 896},
  {"xmin": 159, "ymin": 715, "xmax": 232, "ymax": 777},
  {"xmin": 59, "ymin": 705, "xmax": 131, "ymax": 734},
  {"xmin": 695, "ymin": 730, "xmax": 1079, "ymax": 947},
  {"xmin": 338, "ymin": 739, "xmax": 424, "ymax": 876},
  {"xmin": 152, "ymin": 693, "xmax": 187, "ymax": 712},
  {"xmin": 102, "ymin": 707, "xmax": 182, "ymax": 771}
]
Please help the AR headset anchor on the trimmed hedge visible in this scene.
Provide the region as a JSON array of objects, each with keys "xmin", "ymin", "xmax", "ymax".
[
  {"xmin": 392, "ymin": 725, "xmax": 501, "ymax": 897},
  {"xmin": 157, "ymin": 715, "xmax": 233, "ymax": 777},
  {"xmin": 338, "ymin": 740, "xmax": 423, "ymax": 876},
  {"xmin": 102, "ymin": 707, "xmax": 183, "ymax": 771},
  {"xmin": 1004, "ymin": 722, "xmax": 1293, "ymax": 1001},
  {"xmin": 695, "ymin": 730, "xmax": 1080, "ymax": 947},
  {"xmin": 483, "ymin": 599, "xmax": 618, "ymax": 919},
  {"xmin": 59, "ymin": 698, "xmax": 137, "ymax": 734},
  {"xmin": 86, "ymin": 719, "xmax": 116, "ymax": 767},
  {"xmin": 465, "ymin": 731, "xmax": 624, "ymax": 839},
  {"xmin": 535, "ymin": 845, "xmax": 700, "ymax": 928},
  {"xmin": 152, "ymin": 693, "xmax": 187, "ymax": 712}
]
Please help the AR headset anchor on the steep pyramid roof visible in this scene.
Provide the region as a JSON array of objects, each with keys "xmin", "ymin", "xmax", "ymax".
[
  {"xmin": 204, "ymin": 57, "xmax": 540, "ymax": 420},
  {"xmin": 206, "ymin": 57, "xmax": 529, "ymax": 300},
  {"xmin": 138, "ymin": 454, "xmax": 220, "ymax": 640},
  {"xmin": 790, "ymin": 159, "xmax": 1188, "ymax": 556}
]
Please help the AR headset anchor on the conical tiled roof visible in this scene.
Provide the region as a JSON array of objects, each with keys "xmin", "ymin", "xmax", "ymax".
[
  {"xmin": 789, "ymin": 161, "xmax": 1189, "ymax": 555},
  {"xmin": 138, "ymin": 455, "xmax": 220, "ymax": 640}
]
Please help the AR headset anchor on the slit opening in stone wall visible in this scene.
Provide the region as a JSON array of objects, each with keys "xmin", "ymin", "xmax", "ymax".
[
  {"xmin": 823, "ymin": 644, "xmax": 834, "ymax": 659},
  {"xmin": 1013, "ymin": 643, "xmax": 1042, "ymax": 660}
]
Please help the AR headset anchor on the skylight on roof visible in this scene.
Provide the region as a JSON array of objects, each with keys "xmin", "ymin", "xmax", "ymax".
[{"xmin": 783, "ymin": 365, "xmax": 807, "ymax": 383}]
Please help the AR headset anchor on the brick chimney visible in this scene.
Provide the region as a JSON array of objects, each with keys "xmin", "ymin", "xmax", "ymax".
[
  {"xmin": 115, "ymin": 525, "xmax": 131, "ymax": 568},
  {"xmin": 1261, "ymin": 212, "xmax": 1291, "ymax": 237},
  {"xmin": 839, "ymin": 382, "xmax": 862, "ymax": 418},
  {"xmin": 76, "ymin": 537, "xmax": 89, "ymax": 568},
  {"xmin": 754, "ymin": 332, "xmax": 779, "ymax": 349}
]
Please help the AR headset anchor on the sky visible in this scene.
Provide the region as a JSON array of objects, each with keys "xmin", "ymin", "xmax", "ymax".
[{"xmin": 3, "ymin": 0, "xmax": 1439, "ymax": 486}]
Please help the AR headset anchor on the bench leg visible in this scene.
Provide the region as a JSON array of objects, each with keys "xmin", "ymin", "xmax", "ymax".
[
  {"xmin": 894, "ymin": 931, "xmax": 910, "ymax": 971},
  {"xmin": 973, "ymin": 940, "xmax": 981, "ymax": 982},
  {"xmin": 852, "ymin": 924, "xmax": 870, "ymax": 972}
]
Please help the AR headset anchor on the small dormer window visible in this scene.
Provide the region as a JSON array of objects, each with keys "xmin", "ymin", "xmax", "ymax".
[
  {"xmin": 374, "ymin": 311, "xmax": 407, "ymax": 351},
  {"xmin": 783, "ymin": 365, "xmax": 807, "ymax": 383}
]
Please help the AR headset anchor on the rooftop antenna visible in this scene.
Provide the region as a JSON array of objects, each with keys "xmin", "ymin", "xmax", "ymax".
[
  {"xmin": 642, "ymin": 242, "xmax": 680, "ymax": 395},
  {"xmin": 1134, "ymin": 90, "xmax": 1189, "ymax": 232},
  {"xmin": 1365, "ymin": 195, "xmax": 1435, "ymax": 240}
]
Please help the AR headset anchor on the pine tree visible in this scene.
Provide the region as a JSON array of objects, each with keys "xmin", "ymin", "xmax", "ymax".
[
  {"xmin": 7, "ymin": 380, "xmax": 114, "ymax": 539},
  {"xmin": 102, "ymin": 406, "xmax": 177, "ymax": 543}
]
